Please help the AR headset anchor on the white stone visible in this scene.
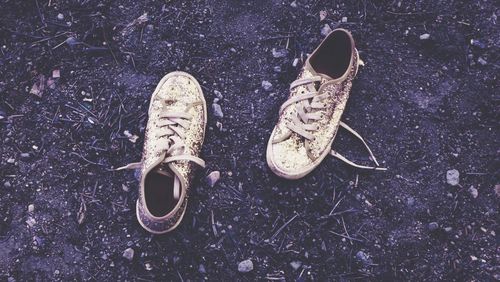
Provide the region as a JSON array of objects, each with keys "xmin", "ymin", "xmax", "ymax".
[
  {"xmin": 206, "ymin": 171, "xmax": 221, "ymax": 187},
  {"xmin": 446, "ymin": 169, "xmax": 460, "ymax": 186},
  {"xmin": 238, "ymin": 259, "xmax": 254, "ymax": 273},
  {"xmin": 468, "ymin": 186, "xmax": 478, "ymax": 198},
  {"xmin": 420, "ymin": 33, "xmax": 430, "ymax": 40},
  {"xmin": 122, "ymin": 248, "xmax": 134, "ymax": 261}
]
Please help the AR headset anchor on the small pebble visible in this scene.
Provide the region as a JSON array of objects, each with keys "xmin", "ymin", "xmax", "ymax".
[
  {"xmin": 321, "ymin": 24, "xmax": 332, "ymax": 36},
  {"xmin": 238, "ymin": 259, "xmax": 254, "ymax": 273},
  {"xmin": 444, "ymin": 227, "xmax": 453, "ymax": 232},
  {"xmin": 26, "ymin": 217, "xmax": 36, "ymax": 227},
  {"xmin": 495, "ymin": 184, "xmax": 500, "ymax": 197},
  {"xmin": 205, "ymin": 171, "xmax": 221, "ymax": 187},
  {"xmin": 262, "ymin": 80, "xmax": 273, "ymax": 91},
  {"xmin": 428, "ymin": 222, "xmax": 439, "ymax": 231},
  {"xmin": 122, "ymin": 248, "xmax": 134, "ymax": 261},
  {"xmin": 420, "ymin": 33, "xmax": 430, "ymax": 40},
  {"xmin": 52, "ymin": 69, "xmax": 60, "ymax": 78},
  {"xmin": 341, "ymin": 16, "xmax": 347, "ymax": 23},
  {"xmin": 271, "ymin": 48, "xmax": 288, "ymax": 58},
  {"xmin": 7, "ymin": 277, "xmax": 15, "ymax": 282},
  {"xmin": 319, "ymin": 10, "xmax": 327, "ymax": 21},
  {"xmin": 446, "ymin": 169, "xmax": 460, "ymax": 186},
  {"xmin": 198, "ymin": 264, "xmax": 207, "ymax": 273},
  {"xmin": 144, "ymin": 262, "xmax": 153, "ymax": 271},
  {"xmin": 28, "ymin": 204, "xmax": 35, "ymax": 213},
  {"xmin": 20, "ymin": 153, "xmax": 30, "ymax": 159},
  {"xmin": 57, "ymin": 13, "xmax": 64, "ymax": 20},
  {"xmin": 406, "ymin": 197, "xmax": 415, "ymax": 207},
  {"xmin": 122, "ymin": 184, "xmax": 130, "ymax": 192},
  {"xmin": 292, "ymin": 58, "xmax": 299, "ymax": 67},
  {"xmin": 468, "ymin": 186, "xmax": 478, "ymax": 198},
  {"xmin": 214, "ymin": 90, "xmax": 223, "ymax": 99},
  {"xmin": 290, "ymin": 260, "xmax": 302, "ymax": 270},
  {"xmin": 470, "ymin": 39, "xmax": 486, "ymax": 49},
  {"xmin": 7, "ymin": 158, "xmax": 15, "ymax": 164},
  {"xmin": 65, "ymin": 36, "xmax": 78, "ymax": 46},
  {"xmin": 356, "ymin": 251, "xmax": 372, "ymax": 265},
  {"xmin": 477, "ymin": 57, "xmax": 487, "ymax": 65},
  {"xmin": 4, "ymin": 181, "xmax": 11, "ymax": 188},
  {"xmin": 290, "ymin": 1, "xmax": 297, "ymax": 8},
  {"xmin": 212, "ymin": 103, "xmax": 224, "ymax": 118},
  {"xmin": 33, "ymin": 236, "xmax": 45, "ymax": 247},
  {"xmin": 273, "ymin": 66, "xmax": 281, "ymax": 73}
]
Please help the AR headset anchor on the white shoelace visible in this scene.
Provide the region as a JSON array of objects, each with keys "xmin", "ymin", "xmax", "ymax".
[
  {"xmin": 278, "ymin": 76, "xmax": 386, "ymax": 171},
  {"xmin": 279, "ymin": 75, "xmax": 325, "ymax": 141},
  {"xmin": 117, "ymin": 100, "xmax": 206, "ymax": 199}
]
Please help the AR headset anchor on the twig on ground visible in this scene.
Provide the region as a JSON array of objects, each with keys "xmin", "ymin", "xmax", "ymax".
[
  {"xmin": 329, "ymin": 230, "xmax": 364, "ymax": 242},
  {"xmin": 211, "ymin": 210, "xmax": 218, "ymax": 237},
  {"xmin": 70, "ymin": 152, "xmax": 106, "ymax": 166},
  {"xmin": 270, "ymin": 213, "xmax": 299, "ymax": 241},
  {"xmin": 329, "ymin": 196, "xmax": 344, "ymax": 216}
]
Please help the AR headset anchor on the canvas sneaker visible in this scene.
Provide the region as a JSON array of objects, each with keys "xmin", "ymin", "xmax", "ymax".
[
  {"xmin": 118, "ymin": 71, "xmax": 207, "ymax": 234},
  {"xmin": 266, "ymin": 28, "xmax": 386, "ymax": 179}
]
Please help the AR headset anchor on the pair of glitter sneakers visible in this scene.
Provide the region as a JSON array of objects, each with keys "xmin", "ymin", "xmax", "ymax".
[{"xmin": 118, "ymin": 29, "xmax": 386, "ymax": 234}]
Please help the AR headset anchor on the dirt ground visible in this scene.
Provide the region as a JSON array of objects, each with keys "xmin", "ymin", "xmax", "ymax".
[{"xmin": 1, "ymin": 0, "xmax": 498, "ymax": 281}]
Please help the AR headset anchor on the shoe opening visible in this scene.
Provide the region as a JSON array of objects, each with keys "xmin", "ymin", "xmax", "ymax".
[
  {"xmin": 144, "ymin": 169, "xmax": 178, "ymax": 217},
  {"xmin": 309, "ymin": 29, "xmax": 353, "ymax": 79}
]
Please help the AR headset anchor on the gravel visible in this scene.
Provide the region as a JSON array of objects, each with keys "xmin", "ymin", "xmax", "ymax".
[
  {"xmin": 468, "ymin": 186, "xmax": 478, "ymax": 198},
  {"xmin": 428, "ymin": 222, "xmax": 439, "ymax": 231},
  {"xmin": 419, "ymin": 33, "xmax": 430, "ymax": 40},
  {"xmin": 356, "ymin": 251, "xmax": 372, "ymax": 265},
  {"xmin": 271, "ymin": 48, "xmax": 288, "ymax": 58},
  {"xmin": 406, "ymin": 197, "xmax": 415, "ymax": 206},
  {"xmin": 212, "ymin": 103, "xmax": 224, "ymax": 118},
  {"xmin": 198, "ymin": 264, "xmax": 207, "ymax": 274},
  {"xmin": 290, "ymin": 260, "xmax": 302, "ymax": 270},
  {"xmin": 446, "ymin": 169, "xmax": 460, "ymax": 186},
  {"xmin": 262, "ymin": 80, "xmax": 273, "ymax": 91},
  {"xmin": 238, "ymin": 259, "xmax": 254, "ymax": 273},
  {"xmin": 477, "ymin": 57, "xmax": 487, "ymax": 65},
  {"xmin": 321, "ymin": 24, "xmax": 332, "ymax": 36},
  {"xmin": 122, "ymin": 248, "xmax": 134, "ymax": 261},
  {"xmin": 205, "ymin": 171, "xmax": 221, "ymax": 187},
  {"xmin": 214, "ymin": 90, "xmax": 223, "ymax": 99}
]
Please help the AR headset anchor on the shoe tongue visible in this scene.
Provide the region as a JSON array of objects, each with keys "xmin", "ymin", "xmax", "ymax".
[{"xmin": 153, "ymin": 164, "xmax": 181, "ymax": 200}]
